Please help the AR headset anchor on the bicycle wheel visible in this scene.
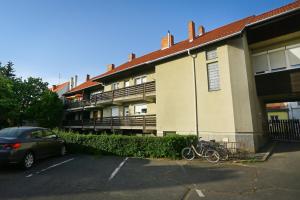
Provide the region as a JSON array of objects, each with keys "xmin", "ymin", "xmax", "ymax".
[
  {"xmin": 218, "ymin": 147, "xmax": 229, "ymax": 161},
  {"xmin": 205, "ymin": 149, "xmax": 220, "ymax": 163},
  {"xmin": 181, "ymin": 147, "xmax": 195, "ymax": 160}
]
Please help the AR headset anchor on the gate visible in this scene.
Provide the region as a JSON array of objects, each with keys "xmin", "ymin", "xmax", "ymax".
[{"xmin": 268, "ymin": 120, "xmax": 300, "ymax": 141}]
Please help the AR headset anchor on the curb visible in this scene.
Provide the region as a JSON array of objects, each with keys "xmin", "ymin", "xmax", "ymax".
[
  {"xmin": 231, "ymin": 141, "xmax": 277, "ymax": 163},
  {"xmin": 261, "ymin": 141, "xmax": 277, "ymax": 161}
]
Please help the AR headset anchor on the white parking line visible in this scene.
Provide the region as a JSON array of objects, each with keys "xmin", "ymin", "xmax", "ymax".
[
  {"xmin": 25, "ymin": 158, "xmax": 74, "ymax": 178},
  {"xmin": 40, "ymin": 158, "xmax": 74, "ymax": 172},
  {"xmin": 196, "ymin": 189, "xmax": 205, "ymax": 198},
  {"xmin": 25, "ymin": 174, "xmax": 33, "ymax": 178},
  {"xmin": 108, "ymin": 157, "xmax": 128, "ymax": 181}
]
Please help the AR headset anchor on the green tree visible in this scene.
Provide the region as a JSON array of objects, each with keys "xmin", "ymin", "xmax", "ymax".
[
  {"xmin": 14, "ymin": 77, "xmax": 48, "ymax": 121},
  {"xmin": 33, "ymin": 91, "xmax": 64, "ymax": 128},
  {"xmin": 0, "ymin": 75, "xmax": 17, "ymax": 128},
  {"xmin": 0, "ymin": 61, "xmax": 16, "ymax": 79},
  {"xmin": 0, "ymin": 62, "xmax": 63, "ymax": 128}
]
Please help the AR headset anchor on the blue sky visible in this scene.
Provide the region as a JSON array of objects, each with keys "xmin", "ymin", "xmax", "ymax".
[{"xmin": 0, "ymin": 0, "xmax": 292, "ymax": 85}]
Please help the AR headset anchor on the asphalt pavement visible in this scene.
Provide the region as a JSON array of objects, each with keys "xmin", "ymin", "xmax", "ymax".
[{"xmin": 0, "ymin": 142, "xmax": 300, "ymax": 200}]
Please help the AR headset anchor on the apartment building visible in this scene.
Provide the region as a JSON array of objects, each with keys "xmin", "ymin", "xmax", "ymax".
[{"xmin": 63, "ymin": 1, "xmax": 300, "ymax": 152}]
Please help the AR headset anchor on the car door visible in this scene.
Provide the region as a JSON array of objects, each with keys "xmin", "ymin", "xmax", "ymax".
[
  {"xmin": 43, "ymin": 130, "xmax": 62, "ymax": 155},
  {"xmin": 31, "ymin": 130, "xmax": 53, "ymax": 158}
]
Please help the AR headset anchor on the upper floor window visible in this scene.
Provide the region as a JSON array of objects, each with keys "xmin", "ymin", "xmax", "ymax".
[
  {"xmin": 287, "ymin": 44, "xmax": 300, "ymax": 67},
  {"xmin": 206, "ymin": 49, "xmax": 217, "ymax": 60},
  {"xmin": 135, "ymin": 76, "xmax": 146, "ymax": 85},
  {"xmin": 252, "ymin": 43, "xmax": 300, "ymax": 74},
  {"xmin": 111, "ymin": 82, "xmax": 119, "ymax": 90},
  {"xmin": 207, "ymin": 62, "xmax": 220, "ymax": 91},
  {"xmin": 124, "ymin": 80, "xmax": 130, "ymax": 87},
  {"xmin": 252, "ymin": 53, "xmax": 269, "ymax": 74}
]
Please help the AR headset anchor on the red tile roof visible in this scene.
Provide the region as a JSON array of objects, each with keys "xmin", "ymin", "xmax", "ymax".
[
  {"xmin": 249, "ymin": 0, "xmax": 300, "ymax": 25},
  {"xmin": 92, "ymin": 0, "xmax": 300, "ymax": 81},
  {"xmin": 50, "ymin": 82, "xmax": 69, "ymax": 93},
  {"xmin": 65, "ymin": 80, "xmax": 100, "ymax": 95},
  {"xmin": 66, "ymin": 0, "xmax": 300, "ymax": 94}
]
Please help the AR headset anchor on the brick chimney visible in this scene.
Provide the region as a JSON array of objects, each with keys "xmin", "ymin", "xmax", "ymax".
[
  {"xmin": 74, "ymin": 75, "xmax": 78, "ymax": 87},
  {"xmin": 70, "ymin": 77, "xmax": 74, "ymax": 89},
  {"xmin": 86, "ymin": 74, "xmax": 90, "ymax": 81},
  {"xmin": 188, "ymin": 21, "xmax": 195, "ymax": 41},
  {"xmin": 107, "ymin": 64, "xmax": 115, "ymax": 71},
  {"xmin": 161, "ymin": 31, "xmax": 174, "ymax": 50},
  {"xmin": 198, "ymin": 25, "xmax": 205, "ymax": 36},
  {"xmin": 128, "ymin": 53, "xmax": 136, "ymax": 62}
]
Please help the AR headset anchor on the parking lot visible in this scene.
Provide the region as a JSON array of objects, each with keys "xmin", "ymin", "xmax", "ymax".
[{"xmin": 1, "ymin": 142, "xmax": 300, "ymax": 200}]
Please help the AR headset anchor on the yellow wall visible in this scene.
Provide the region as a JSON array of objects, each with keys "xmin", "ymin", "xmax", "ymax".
[
  {"xmin": 155, "ymin": 44, "xmax": 238, "ymax": 139},
  {"xmin": 267, "ymin": 111, "xmax": 289, "ymax": 120},
  {"xmin": 156, "ymin": 56, "xmax": 197, "ymax": 134},
  {"xmin": 155, "ymin": 35, "xmax": 267, "ymax": 151}
]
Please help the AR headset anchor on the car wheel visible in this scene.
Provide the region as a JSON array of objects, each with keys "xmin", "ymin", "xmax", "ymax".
[
  {"xmin": 60, "ymin": 145, "xmax": 66, "ymax": 156},
  {"xmin": 23, "ymin": 152, "xmax": 35, "ymax": 169}
]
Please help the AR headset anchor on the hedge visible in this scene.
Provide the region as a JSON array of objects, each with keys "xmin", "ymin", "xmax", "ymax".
[{"xmin": 53, "ymin": 129, "xmax": 196, "ymax": 159}]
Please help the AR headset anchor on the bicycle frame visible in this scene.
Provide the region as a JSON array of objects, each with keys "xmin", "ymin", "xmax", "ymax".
[{"xmin": 191, "ymin": 144, "xmax": 207, "ymax": 158}]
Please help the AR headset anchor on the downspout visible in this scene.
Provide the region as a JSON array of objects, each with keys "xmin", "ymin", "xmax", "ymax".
[{"xmin": 188, "ymin": 49, "xmax": 199, "ymax": 138}]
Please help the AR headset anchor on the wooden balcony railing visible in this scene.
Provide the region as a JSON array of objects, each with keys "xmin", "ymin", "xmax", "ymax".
[
  {"xmin": 91, "ymin": 81, "xmax": 155, "ymax": 103},
  {"xmin": 63, "ymin": 114, "xmax": 156, "ymax": 129},
  {"xmin": 66, "ymin": 81, "xmax": 155, "ymax": 109},
  {"xmin": 66, "ymin": 100, "xmax": 91, "ymax": 109}
]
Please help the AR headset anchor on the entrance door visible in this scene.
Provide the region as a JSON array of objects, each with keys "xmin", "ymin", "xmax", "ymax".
[
  {"xmin": 124, "ymin": 106, "xmax": 129, "ymax": 116},
  {"xmin": 111, "ymin": 107, "xmax": 119, "ymax": 117}
]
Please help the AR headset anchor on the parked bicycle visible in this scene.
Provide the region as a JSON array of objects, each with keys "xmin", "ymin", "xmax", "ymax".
[
  {"xmin": 208, "ymin": 140, "xmax": 230, "ymax": 161},
  {"xmin": 181, "ymin": 139, "xmax": 220, "ymax": 163}
]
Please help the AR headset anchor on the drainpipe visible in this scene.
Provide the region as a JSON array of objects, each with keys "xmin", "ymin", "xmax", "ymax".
[{"xmin": 188, "ymin": 49, "xmax": 199, "ymax": 138}]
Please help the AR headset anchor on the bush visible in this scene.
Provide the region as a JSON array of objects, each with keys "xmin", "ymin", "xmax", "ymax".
[{"xmin": 53, "ymin": 129, "xmax": 196, "ymax": 159}]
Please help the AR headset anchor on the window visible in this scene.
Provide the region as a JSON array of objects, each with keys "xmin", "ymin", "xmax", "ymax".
[
  {"xmin": 134, "ymin": 104, "xmax": 147, "ymax": 115},
  {"xmin": 31, "ymin": 130, "xmax": 54, "ymax": 139},
  {"xmin": 135, "ymin": 76, "xmax": 146, "ymax": 85},
  {"xmin": 206, "ymin": 49, "xmax": 217, "ymax": 60},
  {"xmin": 111, "ymin": 107, "xmax": 119, "ymax": 117},
  {"xmin": 207, "ymin": 62, "xmax": 220, "ymax": 91},
  {"xmin": 269, "ymin": 48, "xmax": 286, "ymax": 70},
  {"xmin": 287, "ymin": 45, "xmax": 300, "ymax": 67},
  {"xmin": 111, "ymin": 82, "xmax": 119, "ymax": 90},
  {"xmin": 252, "ymin": 53, "xmax": 269, "ymax": 73},
  {"xmin": 124, "ymin": 80, "xmax": 130, "ymax": 87}
]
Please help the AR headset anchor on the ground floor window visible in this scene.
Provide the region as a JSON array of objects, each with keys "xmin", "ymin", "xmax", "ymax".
[
  {"xmin": 134, "ymin": 104, "xmax": 147, "ymax": 115},
  {"xmin": 111, "ymin": 107, "xmax": 119, "ymax": 117}
]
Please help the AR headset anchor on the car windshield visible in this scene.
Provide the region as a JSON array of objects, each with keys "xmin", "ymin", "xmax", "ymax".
[{"xmin": 0, "ymin": 128, "xmax": 24, "ymax": 138}]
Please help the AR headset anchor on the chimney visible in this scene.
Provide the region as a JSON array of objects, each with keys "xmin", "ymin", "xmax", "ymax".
[
  {"xmin": 198, "ymin": 25, "xmax": 205, "ymax": 36},
  {"xmin": 107, "ymin": 64, "xmax": 115, "ymax": 71},
  {"xmin": 161, "ymin": 31, "xmax": 174, "ymax": 50},
  {"xmin": 128, "ymin": 53, "xmax": 136, "ymax": 62},
  {"xmin": 188, "ymin": 21, "xmax": 195, "ymax": 41},
  {"xmin": 74, "ymin": 75, "xmax": 78, "ymax": 87},
  {"xmin": 70, "ymin": 77, "xmax": 74, "ymax": 89},
  {"xmin": 52, "ymin": 85, "xmax": 57, "ymax": 91},
  {"xmin": 86, "ymin": 74, "xmax": 90, "ymax": 81}
]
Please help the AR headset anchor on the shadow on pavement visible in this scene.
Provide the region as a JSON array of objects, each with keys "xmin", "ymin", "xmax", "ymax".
[
  {"xmin": 272, "ymin": 141, "xmax": 300, "ymax": 153},
  {"xmin": 0, "ymin": 155, "xmax": 242, "ymax": 200}
]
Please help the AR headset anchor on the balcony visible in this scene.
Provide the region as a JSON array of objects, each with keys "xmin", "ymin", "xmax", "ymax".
[
  {"xmin": 91, "ymin": 81, "xmax": 156, "ymax": 104},
  {"xmin": 66, "ymin": 100, "xmax": 93, "ymax": 111},
  {"xmin": 63, "ymin": 114, "xmax": 156, "ymax": 131},
  {"xmin": 65, "ymin": 81, "xmax": 156, "ymax": 110}
]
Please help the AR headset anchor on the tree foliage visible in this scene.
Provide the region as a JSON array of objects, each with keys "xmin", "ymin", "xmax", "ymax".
[{"xmin": 0, "ymin": 62, "xmax": 63, "ymax": 128}]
